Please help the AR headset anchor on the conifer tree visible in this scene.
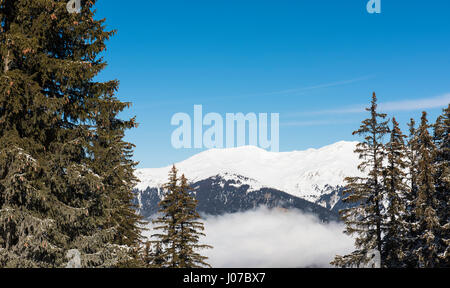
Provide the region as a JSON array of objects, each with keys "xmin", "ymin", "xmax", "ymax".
[
  {"xmin": 152, "ymin": 165, "xmax": 179, "ymax": 268},
  {"xmin": 151, "ymin": 166, "xmax": 212, "ymax": 268},
  {"xmin": 402, "ymin": 118, "xmax": 420, "ymax": 267},
  {"xmin": 92, "ymin": 96, "xmax": 146, "ymax": 267},
  {"xmin": 142, "ymin": 241, "xmax": 152, "ymax": 267},
  {"xmin": 331, "ymin": 92, "xmax": 389, "ymax": 267},
  {"xmin": 406, "ymin": 119, "xmax": 420, "ymax": 201},
  {"xmin": 413, "ymin": 112, "xmax": 442, "ymax": 267},
  {"xmin": 142, "ymin": 241, "xmax": 166, "ymax": 268},
  {"xmin": 382, "ymin": 117, "xmax": 408, "ymax": 267},
  {"xmin": 177, "ymin": 174, "xmax": 212, "ymax": 267},
  {"xmin": 432, "ymin": 105, "xmax": 449, "ymax": 266},
  {"xmin": 150, "ymin": 241, "xmax": 166, "ymax": 268},
  {"xmin": 0, "ymin": 0, "xmax": 138, "ymax": 267}
]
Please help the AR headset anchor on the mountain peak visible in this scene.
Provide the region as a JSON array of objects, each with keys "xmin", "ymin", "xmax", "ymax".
[
  {"xmin": 187, "ymin": 141, "xmax": 358, "ymax": 160},
  {"xmin": 135, "ymin": 141, "xmax": 362, "ymax": 200}
]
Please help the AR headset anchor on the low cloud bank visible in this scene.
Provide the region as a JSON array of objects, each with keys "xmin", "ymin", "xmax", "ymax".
[{"xmin": 144, "ymin": 207, "xmax": 354, "ymax": 268}]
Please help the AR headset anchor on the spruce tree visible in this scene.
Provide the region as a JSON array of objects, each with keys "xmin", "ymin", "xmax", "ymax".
[
  {"xmin": 150, "ymin": 241, "xmax": 166, "ymax": 268},
  {"xmin": 151, "ymin": 165, "xmax": 179, "ymax": 268},
  {"xmin": 382, "ymin": 117, "xmax": 408, "ymax": 267},
  {"xmin": 177, "ymin": 174, "xmax": 212, "ymax": 267},
  {"xmin": 151, "ymin": 165, "xmax": 212, "ymax": 268},
  {"xmin": 432, "ymin": 105, "xmax": 449, "ymax": 266},
  {"xmin": 413, "ymin": 112, "xmax": 442, "ymax": 267},
  {"xmin": 406, "ymin": 119, "xmax": 420, "ymax": 201},
  {"xmin": 92, "ymin": 97, "xmax": 146, "ymax": 267},
  {"xmin": 0, "ymin": 0, "xmax": 138, "ymax": 267},
  {"xmin": 331, "ymin": 92, "xmax": 389, "ymax": 267},
  {"xmin": 142, "ymin": 241, "xmax": 152, "ymax": 267},
  {"xmin": 402, "ymin": 118, "xmax": 420, "ymax": 267}
]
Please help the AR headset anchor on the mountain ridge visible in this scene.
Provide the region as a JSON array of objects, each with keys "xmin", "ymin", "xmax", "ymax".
[
  {"xmin": 133, "ymin": 174, "xmax": 341, "ymax": 222},
  {"xmin": 135, "ymin": 141, "xmax": 362, "ymax": 204}
]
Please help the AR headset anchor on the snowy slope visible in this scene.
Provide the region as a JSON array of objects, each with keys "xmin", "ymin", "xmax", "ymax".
[{"xmin": 135, "ymin": 141, "xmax": 363, "ymax": 203}]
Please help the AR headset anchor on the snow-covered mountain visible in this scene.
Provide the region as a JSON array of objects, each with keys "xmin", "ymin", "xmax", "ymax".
[
  {"xmin": 136, "ymin": 141, "xmax": 361, "ymax": 201},
  {"xmin": 134, "ymin": 141, "xmax": 363, "ymax": 218}
]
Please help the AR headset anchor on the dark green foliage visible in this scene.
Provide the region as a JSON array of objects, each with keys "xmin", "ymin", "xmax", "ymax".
[
  {"xmin": 151, "ymin": 242, "xmax": 166, "ymax": 267},
  {"xmin": 143, "ymin": 241, "xmax": 165, "ymax": 268},
  {"xmin": 332, "ymin": 92, "xmax": 389, "ymax": 267},
  {"xmin": 382, "ymin": 117, "xmax": 408, "ymax": 267},
  {"xmin": 151, "ymin": 165, "xmax": 212, "ymax": 268},
  {"xmin": 432, "ymin": 105, "xmax": 449, "ymax": 266},
  {"xmin": 412, "ymin": 112, "xmax": 442, "ymax": 267},
  {"xmin": 142, "ymin": 241, "xmax": 152, "ymax": 267},
  {"xmin": 402, "ymin": 118, "xmax": 420, "ymax": 267},
  {"xmin": 333, "ymin": 93, "xmax": 449, "ymax": 268},
  {"xmin": 91, "ymin": 96, "xmax": 147, "ymax": 267},
  {"xmin": 0, "ymin": 0, "xmax": 142, "ymax": 267}
]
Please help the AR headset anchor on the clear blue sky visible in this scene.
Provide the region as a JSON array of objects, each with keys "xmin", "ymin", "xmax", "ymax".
[{"xmin": 94, "ymin": 0, "xmax": 450, "ymax": 168}]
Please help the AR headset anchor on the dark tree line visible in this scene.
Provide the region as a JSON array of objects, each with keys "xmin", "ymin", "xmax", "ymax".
[
  {"xmin": 0, "ymin": 0, "xmax": 145, "ymax": 267},
  {"xmin": 0, "ymin": 1, "xmax": 211, "ymax": 268},
  {"xmin": 332, "ymin": 93, "xmax": 449, "ymax": 268}
]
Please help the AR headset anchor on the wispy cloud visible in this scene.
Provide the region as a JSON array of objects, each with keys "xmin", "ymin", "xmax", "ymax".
[
  {"xmin": 281, "ymin": 119, "xmax": 356, "ymax": 127},
  {"xmin": 144, "ymin": 75, "xmax": 375, "ymax": 108},
  {"xmin": 245, "ymin": 75, "xmax": 374, "ymax": 98},
  {"xmin": 378, "ymin": 94, "xmax": 450, "ymax": 112},
  {"xmin": 289, "ymin": 93, "xmax": 450, "ymax": 117}
]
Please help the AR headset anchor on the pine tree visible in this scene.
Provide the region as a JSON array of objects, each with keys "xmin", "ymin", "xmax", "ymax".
[
  {"xmin": 151, "ymin": 165, "xmax": 212, "ymax": 268},
  {"xmin": 150, "ymin": 241, "xmax": 166, "ymax": 268},
  {"xmin": 406, "ymin": 119, "xmax": 420, "ymax": 201},
  {"xmin": 331, "ymin": 92, "xmax": 389, "ymax": 268},
  {"xmin": 432, "ymin": 105, "xmax": 450, "ymax": 266},
  {"xmin": 382, "ymin": 117, "xmax": 408, "ymax": 267},
  {"xmin": 413, "ymin": 112, "xmax": 442, "ymax": 267},
  {"xmin": 91, "ymin": 96, "xmax": 146, "ymax": 267},
  {"xmin": 151, "ymin": 165, "xmax": 179, "ymax": 268},
  {"xmin": 402, "ymin": 118, "xmax": 420, "ymax": 267},
  {"xmin": 142, "ymin": 241, "xmax": 152, "ymax": 267},
  {"xmin": 177, "ymin": 174, "xmax": 212, "ymax": 267},
  {"xmin": 0, "ymin": 0, "xmax": 137, "ymax": 267}
]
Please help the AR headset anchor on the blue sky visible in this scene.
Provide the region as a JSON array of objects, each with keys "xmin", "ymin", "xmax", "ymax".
[{"xmin": 95, "ymin": 0, "xmax": 450, "ymax": 168}]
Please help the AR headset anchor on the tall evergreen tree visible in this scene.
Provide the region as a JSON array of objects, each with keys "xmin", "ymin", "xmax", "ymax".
[
  {"xmin": 151, "ymin": 165, "xmax": 179, "ymax": 268},
  {"xmin": 331, "ymin": 92, "xmax": 389, "ymax": 267},
  {"xmin": 151, "ymin": 166, "xmax": 212, "ymax": 268},
  {"xmin": 402, "ymin": 118, "xmax": 420, "ymax": 267},
  {"xmin": 432, "ymin": 105, "xmax": 449, "ymax": 266},
  {"xmin": 142, "ymin": 241, "xmax": 152, "ymax": 267},
  {"xmin": 92, "ymin": 97, "xmax": 146, "ymax": 267},
  {"xmin": 177, "ymin": 174, "xmax": 211, "ymax": 267},
  {"xmin": 382, "ymin": 117, "xmax": 408, "ymax": 267},
  {"xmin": 406, "ymin": 119, "xmax": 420, "ymax": 201},
  {"xmin": 148, "ymin": 241, "xmax": 165, "ymax": 268},
  {"xmin": 413, "ymin": 112, "xmax": 442, "ymax": 267},
  {"xmin": 0, "ymin": 0, "xmax": 138, "ymax": 267},
  {"xmin": 151, "ymin": 242, "xmax": 166, "ymax": 268}
]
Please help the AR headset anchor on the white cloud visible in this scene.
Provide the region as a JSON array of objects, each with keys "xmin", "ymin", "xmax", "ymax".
[
  {"xmin": 378, "ymin": 94, "xmax": 450, "ymax": 112},
  {"xmin": 288, "ymin": 93, "xmax": 450, "ymax": 117},
  {"xmin": 246, "ymin": 75, "xmax": 374, "ymax": 98},
  {"xmin": 281, "ymin": 119, "xmax": 356, "ymax": 127},
  {"xmin": 144, "ymin": 207, "xmax": 354, "ymax": 268}
]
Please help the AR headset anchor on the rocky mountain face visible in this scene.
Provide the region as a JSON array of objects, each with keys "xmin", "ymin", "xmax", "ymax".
[
  {"xmin": 134, "ymin": 141, "xmax": 363, "ymax": 221},
  {"xmin": 134, "ymin": 173, "xmax": 340, "ymax": 222}
]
